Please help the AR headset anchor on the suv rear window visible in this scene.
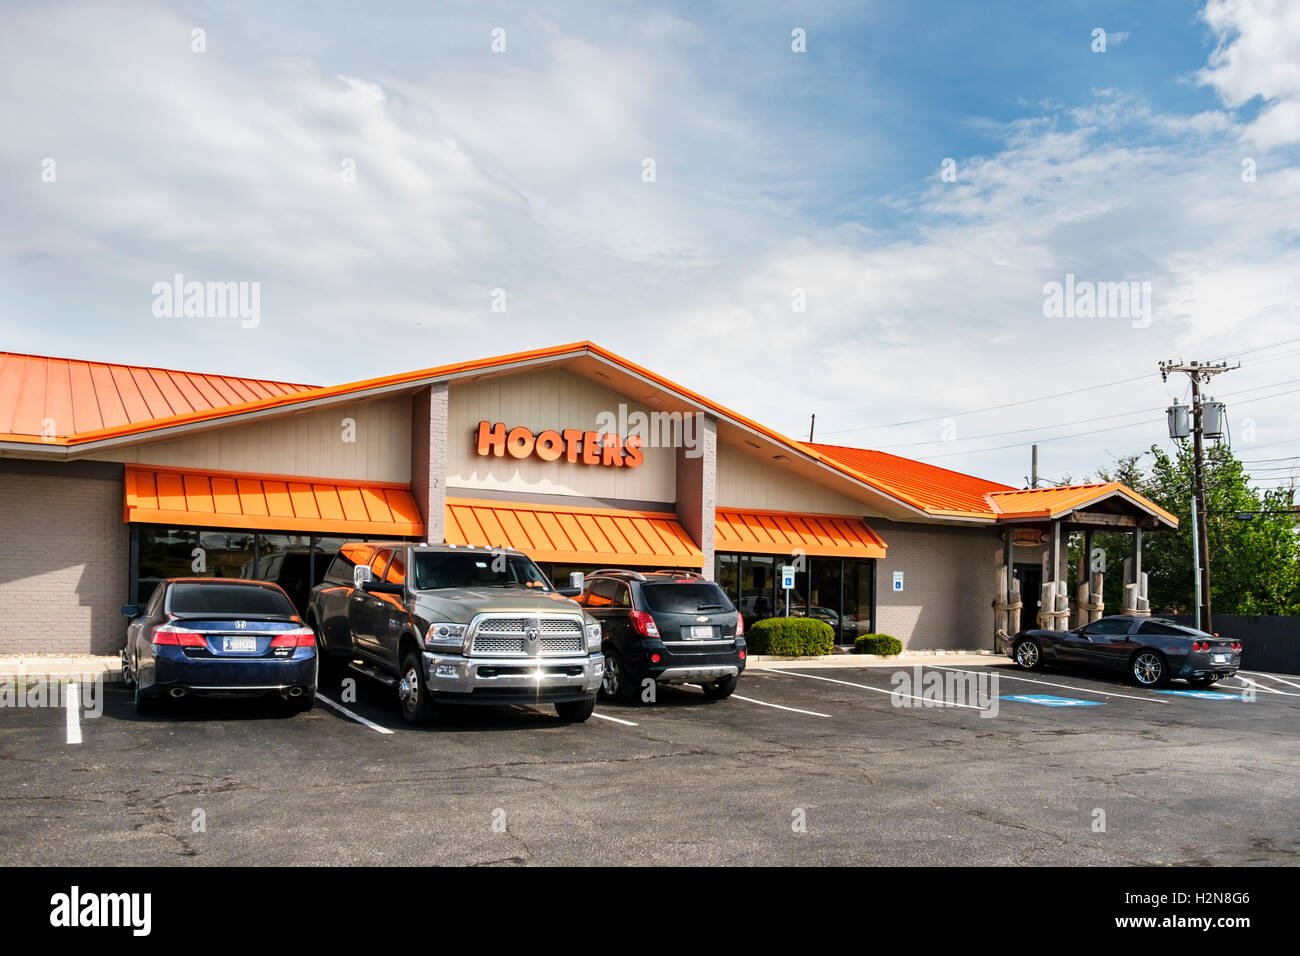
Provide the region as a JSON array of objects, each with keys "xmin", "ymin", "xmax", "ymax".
[
  {"xmin": 169, "ymin": 583, "xmax": 297, "ymax": 616},
  {"xmin": 641, "ymin": 582, "xmax": 733, "ymax": 614}
]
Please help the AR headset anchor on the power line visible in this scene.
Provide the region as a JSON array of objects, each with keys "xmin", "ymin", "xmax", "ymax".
[{"xmin": 822, "ymin": 372, "xmax": 1153, "ymax": 436}]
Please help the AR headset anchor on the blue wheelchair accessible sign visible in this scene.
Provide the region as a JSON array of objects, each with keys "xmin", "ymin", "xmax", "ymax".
[
  {"xmin": 1000, "ymin": 694, "xmax": 1104, "ymax": 707},
  {"xmin": 1157, "ymin": 690, "xmax": 1240, "ymax": 700}
]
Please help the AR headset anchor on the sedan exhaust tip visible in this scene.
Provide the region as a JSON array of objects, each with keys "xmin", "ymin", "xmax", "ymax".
[
  {"xmin": 287, "ymin": 686, "xmax": 304, "ymax": 698},
  {"xmin": 169, "ymin": 687, "xmax": 188, "ymax": 698}
]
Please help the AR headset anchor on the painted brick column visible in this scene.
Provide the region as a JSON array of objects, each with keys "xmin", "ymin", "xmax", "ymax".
[
  {"xmin": 675, "ymin": 413, "xmax": 717, "ymax": 577},
  {"xmin": 410, "ymin": 382, "xmax": 449, "ymax": 543}
]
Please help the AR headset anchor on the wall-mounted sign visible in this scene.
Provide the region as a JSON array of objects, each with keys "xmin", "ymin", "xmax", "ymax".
[
  {"xmin": 1012, "ymin": 529, "xmax": 1049, "ymax": 546},
  {"xmin": 892, "ymin": 571, "xmax": 904, "ymax": 592},
  {"xmin": 475, "ymin": 421, "xmax": 645, "ymax": 468}
]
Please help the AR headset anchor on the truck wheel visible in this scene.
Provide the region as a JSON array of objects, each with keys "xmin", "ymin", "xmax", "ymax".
[
  {"xmin": 398, "ymin": 652, "xmax": 439, "ymax": 726},
  {"xmin": 555, "ymin": 697, "xmax": 596, "ymax": 722},
  {"xmin": 699, "ymin": 674, "xmax": 738, "ymax": 700}
]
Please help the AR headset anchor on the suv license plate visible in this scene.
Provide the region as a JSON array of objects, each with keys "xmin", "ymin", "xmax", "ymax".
[
  {"xmin": 690, "ymin": 626, "xmax": 714, "ymax": 640},
  {"xmin": 223, "ymin": 636, "xmax": 257, "ymax": 652},
  {"xmin": 1212, "ymin": 653, "xmax": 1228, "ymax": 664}
]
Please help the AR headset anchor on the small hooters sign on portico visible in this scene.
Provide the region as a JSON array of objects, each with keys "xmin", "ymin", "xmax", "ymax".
[{"xmin": 475, "ymin": 421, "xmax": 645, "ymax": 468}]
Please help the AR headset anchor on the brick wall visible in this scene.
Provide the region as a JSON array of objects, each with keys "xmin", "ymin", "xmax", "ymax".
[
  {"xmin": 872, "ymin": 519, "xmax": 1003, "ymax": 651},
  {"xmin": 410, "ymin": 383, "xmax": 448, "ymax": 544},
  {"xmin": 0, "ymin": 471, "xmax": 128, "ymax": 655},
  {"xmin": 674, "ymin": 414, "xmax": 716, "ymax": 577}
]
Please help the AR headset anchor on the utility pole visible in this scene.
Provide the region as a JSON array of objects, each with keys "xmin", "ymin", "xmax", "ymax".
[
  {"xmin": 1160, "ymin": 360, "xmax": 1237, "ymax": 633},
  {"xmin": 808, "ymin": 414, "xmax": 815, "ymax": 443},
  {"xmin": 1031, "ymin": 445, "xmax": 1039, "ymax": 489}
]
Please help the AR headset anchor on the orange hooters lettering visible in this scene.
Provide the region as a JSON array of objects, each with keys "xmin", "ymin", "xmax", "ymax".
[
  {"xmin": 474, "ymin": 421, "xmax": 645, "ymax": 468},
  {"xmin": 476, "ymin": 420, "xmax": 507, "ymax": 457}
]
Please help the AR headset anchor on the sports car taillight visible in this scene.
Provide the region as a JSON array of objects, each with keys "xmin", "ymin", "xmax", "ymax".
[
  {"xmin": 630, "ymin": 610, "xmax": 660, "ymax": 638},
  {"xmin": 152, "ymin": 625, "xmax": 207, "ymax": 647},
  {"xmin": 270, "ymin": 627, "xmax": 317, "ymax": 648}
]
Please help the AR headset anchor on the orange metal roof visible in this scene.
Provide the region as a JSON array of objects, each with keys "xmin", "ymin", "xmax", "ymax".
[
  {"xmin": 988, "ymin": 482, "xmax": 1178, "ymax": 526},
  {"xmin": 124, "ymin": 465, "xmax": 423, "ymax": 536},
  {"xmin": 715, "ymin": 508, "xmax": 887, "ymax": 558},
  {"xmin": 444, "ymin": 497, "xmax": 703, "ymax": 567},
  {"xmin": 0, "ymin": 352, "xmax": 315, "ymax": 442},
  {"xmin": 806, "ymin": 443, "xmax": 1015, "ymax": 517}
]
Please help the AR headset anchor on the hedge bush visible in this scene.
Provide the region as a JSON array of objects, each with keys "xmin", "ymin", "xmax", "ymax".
[
  {"xmin": 853, "ymin": 633, "xmax": 903, "ymax": 656},
  {"xmin": 748, "ymin": 617, "xmax": 834, "ymax": 656}
]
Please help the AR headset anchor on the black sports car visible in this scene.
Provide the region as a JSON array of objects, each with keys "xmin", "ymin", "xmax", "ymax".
[{"xmin": 1003, "ymin": 615, "xmax": 1241, "ymax": 688}]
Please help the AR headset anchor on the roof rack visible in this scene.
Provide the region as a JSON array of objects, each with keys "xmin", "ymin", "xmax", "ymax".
[
  {"xmin": 648, "ymin": 569, "xmax": 706, "ymax": 578},
  {"xmin": 587, "ymin": 568, "xmax": 647, "ymax": 581}
]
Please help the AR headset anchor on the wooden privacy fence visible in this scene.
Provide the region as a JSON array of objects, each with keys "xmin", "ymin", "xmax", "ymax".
[{"xmin": 1167, "ymin": 614, "xmax": 1300, "ymax": 676}]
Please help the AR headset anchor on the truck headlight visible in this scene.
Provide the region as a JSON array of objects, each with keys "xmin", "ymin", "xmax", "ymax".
[
  {"xmin": 426, "ymin": 623, "xmax": 469, "ymax": 652},
  {"xmin": 584, "ymin": 622, "xmax": 603, "ymax": 652}
]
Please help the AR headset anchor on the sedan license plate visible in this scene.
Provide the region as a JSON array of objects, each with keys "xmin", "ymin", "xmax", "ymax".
[
  {"xmin": 223, "ymin": 636, "xmax": 257, "ymax": 653},
  {"xmin": 690, "ymin": 625, "xmax": 714, "ymax": 640},
  {"xmin": 1212, "ymin": 653, "xmax": 1228, "ymax": 664}
]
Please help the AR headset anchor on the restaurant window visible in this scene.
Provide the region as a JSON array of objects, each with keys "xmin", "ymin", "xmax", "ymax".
[
  {"xmin": 256, "ymin": 534, "xmax": 313, "ymax": 614},
  {"xmin": 136, "ymin": 527, "xmax": 198, "ymax": 604}
]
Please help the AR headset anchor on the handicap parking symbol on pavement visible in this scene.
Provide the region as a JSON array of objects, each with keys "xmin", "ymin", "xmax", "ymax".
[
  {"xmin": 1157, "ymin": 690, "xmax": 1240, "ymax": 700},
  {"xmin": 1000, "ymin": 694, "xmax": 1104, "ymax": 707}
]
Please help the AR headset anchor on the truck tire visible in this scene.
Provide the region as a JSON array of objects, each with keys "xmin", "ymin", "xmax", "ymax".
[
  {"xmin": 555, "ymin": 697, "xmax": 596, "ymax": 722},
  {"xmin": 398, "ymin": 652, "xmax": 439, "ymax": 726},
  {"xmin": 699, "ymin": 674, "xmax": 738, "ymax": 700}
]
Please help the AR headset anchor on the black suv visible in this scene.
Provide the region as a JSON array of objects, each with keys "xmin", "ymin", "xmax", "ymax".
[{"xmin": 578, "ymin": 569, "xmax": 746, "ymax": 703}]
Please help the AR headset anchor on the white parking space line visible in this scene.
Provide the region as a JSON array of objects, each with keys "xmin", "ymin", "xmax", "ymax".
[
  {"xmin": 929, "ymin": 666, "xmax": 1169, "ymax": 704},
  {"xmin": 1241, "ymin": 670, "xmax": 1300, "ymax": 690},
  {"xmin": 1222, "ymin": 676, "xmax": 1300, "ymax": 698},
  {"xmin": 592, "ymin": 712, "xmax": 638, "ymax": 727},
  {"xmin": 731, "ymin": 694, "xmax": 831, "ymax": 718},
  {"xmin": 780, "ymin": 670, "xmax": 988, "ymax": 711},
  {"xmin": 65, "ymin": 682, "xmax": 81, "ymax": 745},
  {"xmin": 315, "ymin": 693, "xmax": 395, "ymax": 734}
]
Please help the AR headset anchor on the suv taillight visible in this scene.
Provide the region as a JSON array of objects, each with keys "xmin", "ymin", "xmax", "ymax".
[
  {"xmin": 271, "ymin": 627, "xmax": 317, "ymax": 648},
  {"xmin": 630, "ymin": 610, "xmax": 660, "ymax": 638},
  {"xmin": 152, "ymin": 624, "xmax": 207, "ymax": 647},
  {"xmin": 735, "ymin": 611, "xmax": 745, "ymax": 637}
]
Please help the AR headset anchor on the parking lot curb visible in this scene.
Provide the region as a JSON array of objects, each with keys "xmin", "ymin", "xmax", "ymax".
[
  {"xmin": 0, "ymin": 656, "xmax": 123, "ymax": 684},
  {"xmin": 748, "ymin": 653, "xmax": 1003, "ymax": 670}
]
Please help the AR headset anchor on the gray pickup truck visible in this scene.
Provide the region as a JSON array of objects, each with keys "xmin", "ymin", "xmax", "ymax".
[{"xmin": 306, "ymin": 542, "xmax": 604, "ymax": 725}]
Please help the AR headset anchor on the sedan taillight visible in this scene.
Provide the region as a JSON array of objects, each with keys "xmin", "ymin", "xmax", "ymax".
[
  {"xmin": 270, "ymin": 627, "xmax": 317, "ymax": 648},
  {"xmin": 152, "ymin": 625, "xmax": 207, "ymax": 647},
  {"xmin": 630, "ymin": 610, "xmax": 660, "ymax": 638}
]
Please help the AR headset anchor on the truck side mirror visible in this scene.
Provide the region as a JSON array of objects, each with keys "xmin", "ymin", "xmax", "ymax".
[
  {"xmin": 353, "ymin": 565, "xmax": 373, "ymax": 589},
  {"xmin": 569, "ymin": 571, "xmax": 585, "ymax": 591}
]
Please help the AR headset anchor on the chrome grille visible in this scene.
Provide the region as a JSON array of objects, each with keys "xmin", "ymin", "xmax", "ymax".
[{"xmin": 471, "ymin": 615, "xmax": 586, "ymax": 657}]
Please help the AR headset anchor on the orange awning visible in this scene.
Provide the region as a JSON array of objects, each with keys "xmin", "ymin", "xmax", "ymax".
[
  {"xmin": 124, "ymin": 465, "xmax": 424, "ymax": 537},
  {"xmin": 714, "ymin": 508, "xmax": 887, "ymax": 558},
  {"xmin": 444, "ymin": 497, "xmax": 703, "ymax": 567}
]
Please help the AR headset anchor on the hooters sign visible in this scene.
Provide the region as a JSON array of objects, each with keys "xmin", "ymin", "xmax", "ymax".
[{"xmin": 475, "ymin": 421, "xmax": 645, "ymax": 468}]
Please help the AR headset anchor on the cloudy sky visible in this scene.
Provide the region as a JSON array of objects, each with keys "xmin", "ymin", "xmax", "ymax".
[{"xmin": 2, "ymin": 0, "xmax": 1298, "ymax": 490}]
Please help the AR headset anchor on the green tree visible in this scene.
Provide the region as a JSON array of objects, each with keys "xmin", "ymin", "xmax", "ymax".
[{"xmin": 1084, "ymin": 444, "xmax": 1300, "ymax": 617}]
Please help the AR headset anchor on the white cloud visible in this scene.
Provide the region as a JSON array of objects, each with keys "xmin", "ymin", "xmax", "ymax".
[{"xmin": 1198, "ymin": 0, "xmax": 1300, "ymax": 146}]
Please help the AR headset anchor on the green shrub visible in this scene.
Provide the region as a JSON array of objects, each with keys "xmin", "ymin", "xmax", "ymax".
[
  {"xmin": 748, "ymin": 617, "xmax": 834, "ymax": 656},
  {"xmin": 853, "ymin": 633, "xmax": 903, "ymax": 656}
]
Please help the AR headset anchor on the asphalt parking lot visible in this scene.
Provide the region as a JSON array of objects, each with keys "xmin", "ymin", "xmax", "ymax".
[{"xmin": 2, "ymin": 662, "xmax": 1297, "ymax": 866}]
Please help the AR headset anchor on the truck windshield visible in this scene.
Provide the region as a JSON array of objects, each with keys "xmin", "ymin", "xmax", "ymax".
[{"xmin": 411, "ymin": 552, "xmax": 552, "ymax": 591}]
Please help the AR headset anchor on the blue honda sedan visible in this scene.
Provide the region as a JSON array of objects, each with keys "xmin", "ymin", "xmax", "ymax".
[{"xmin": 121, "ymin": 579, "xmax": 317, "ymax": 714}]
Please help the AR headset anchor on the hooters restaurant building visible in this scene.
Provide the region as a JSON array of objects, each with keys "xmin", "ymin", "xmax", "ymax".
[{"xmin": 0, "ymin": 341, "xmax": 1175, "ymax": 656}]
